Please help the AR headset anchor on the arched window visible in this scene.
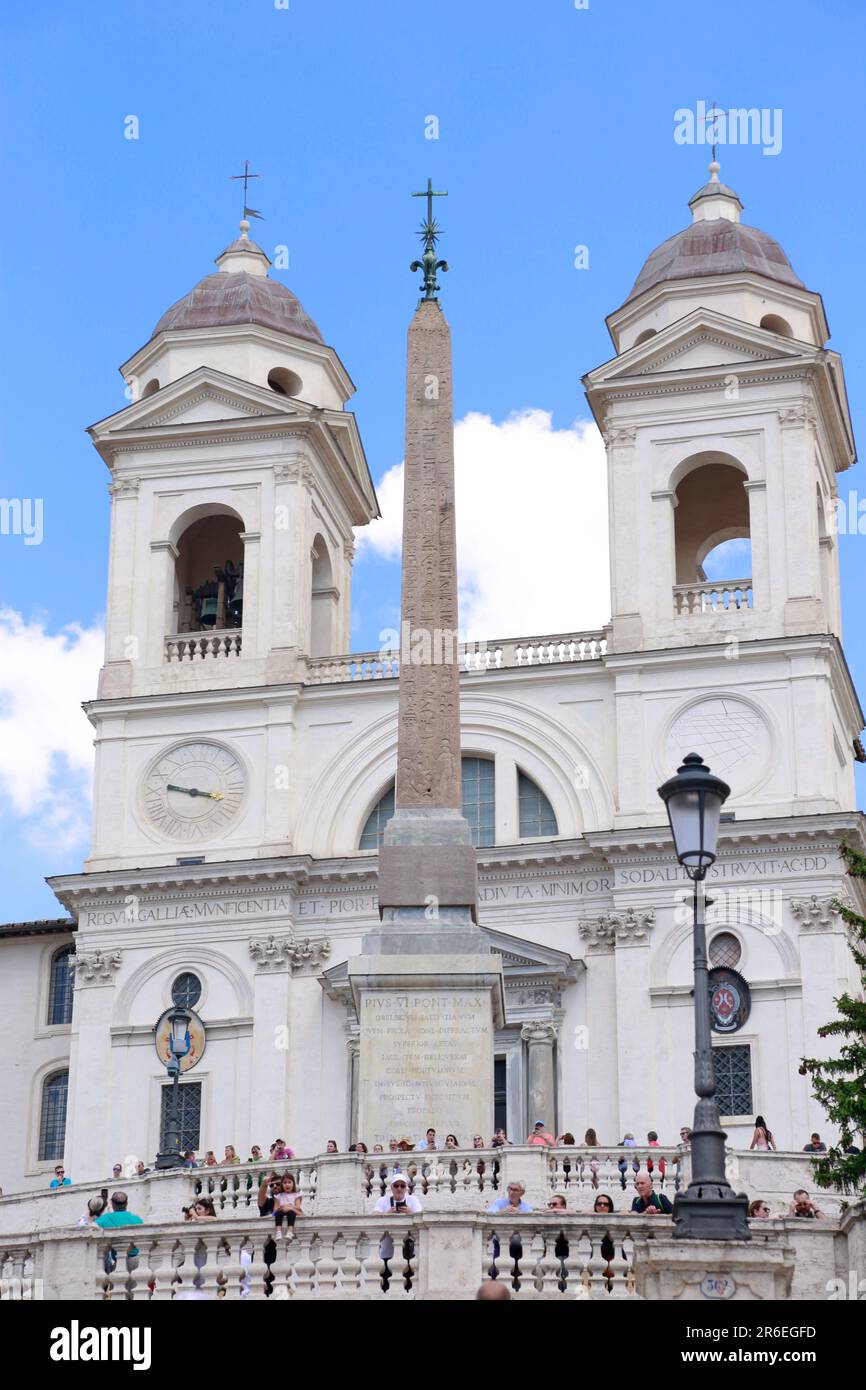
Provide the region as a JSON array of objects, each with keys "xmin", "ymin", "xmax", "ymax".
[
  {"xmin": 171, "ymin": 972, "xmax": 202, "ymax": 1010},
  {"xmin": 48, "ymin": 946, "xmax": 74, "ymax": 1026},
  {"xmin": 359, "ymin": 757, "xmax": 496, "ymax": 850},
  {"xmin": 759, "ymin": 313, "xmax": 792, "ymax": 338},
  {"xmin": 360, "ymin": 783, "xmax": 395, "ymax": 850},
  {"xmin": 518, "ymin": 771, "xmax": 559, "ymax": 838},
  {"xmin": 310, "ymin": 534, "xmax": 335, "ymax": 658},
  {"xmin": 39, "ymin": 1070, "xmax": 69, "ymax": 1162},
  {"xmin": 461, "ymin": 757, "xmax": 495, "ymax": 847}
]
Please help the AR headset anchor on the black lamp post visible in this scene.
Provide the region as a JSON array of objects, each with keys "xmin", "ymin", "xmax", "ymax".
[
  {"xmin": 657, "ymin": 753, "xmax": 751, "ymax": 1241},
  {"xmin": 155, "ymin": 1006, "xmax": 192, "ymax": 1171}
]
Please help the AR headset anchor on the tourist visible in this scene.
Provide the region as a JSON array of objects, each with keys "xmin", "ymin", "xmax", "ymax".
[
  {"xmin": 444, "ymin": 1134, "xmax": 459, "ymax": 1149},
  {"xmin": 326, "ymin": 1139, "xmax": 339, "ymax": 1154},
  {"xmin": 184, "ymin": 1197, "xmax": 217, "ymax": 1221},
  {"xmin": 111, "ymin": 1164, "xmax": 123, "ymax": 1181},
  {"xmin": 271, "ymin": 1139, "xmax": 294, "ymax": 1160},
  {"xmin": 203, "ymin": 1151, "xmax": 219, "ymax": 1168},
  {"xmin": 224, "ymin": 1145, "xmax": 240, "ymax": 1165},
  {"xmin": 388, "ymin": 1139, "xmax": 399, "ymax": 1152},
  {"xmin": 803, "ymin": 1133, "xmax": 827, "ymax": 1153},
  {"xmin": 630, "ymin": 1173, "xmax": 673, "ymax": 1215},
  {"xmin": 748, "ymin": 1199, "xmax": 771, "ymax": 1220},
  {"xmin": 373, "ymin": 1173, "xmax": 422, "ymax": 1217},
  {"xmin": 593, "ymin": 1193, "xmax": 615, "ymax": 1214},
  {"xmin": 547, "ymin": 1193, "xmax": 567, "ymax": 1210},
  {"xmin": 557, "ymin": 1132, "xmax": 575, "ymax": 1145},
  {"xmin": 646, "ymin": 1132, "xmax": 666, "ymax": 1181},
  {"xmin": 491, "ymin": 1128, "xmax": 512, "ymax": 1147},
  {"xmin": 617, "ymin": 1136, "xmax": 640, "ymax": 1187},
  {"xmin": 585, "ymin": 1127, "xmax": 600, "ymax": 1146},
  {"xmin": 472, "ymin": 1135, "xmax": 485, "ymax": 1150},
  {"xmin": 487, "ymin": 1181, "xmax": 533, "ymax": 1214},
  {"xmin": 349, "ymin": 1141, "xmax": 368, "ymax": 1154},
  {"xmin": 476, "ymin": 1279, "xmax": 511, "ymax": 1300},
  {"xmin": 94, "ymin": 1191, "xmax": 143, "ymax": 1229},
  {"xmin": 788, "ymin": 1189, "xmax": 824, "ymax": 1218},
  {"xmin": 182, "ymin": 1150, "xmax": 198, "ymax": 1169},
  {"xmin": 750, "ymin": 1115, "xmax": 776, "ymax": 1151},
  {"xmin": 415, "ymin": 1128, "xmax": 438, "ymax": 1151},
  {"xmin": 257, "ymin": 1171, "xmax": 280, "ymax": 1217},
  {"xmin": 76, "ymin": 1195, "xmax": 107, "ymax": 1227},
  {"xmin": 247, "ymin": 1145, "xmax": 263, "ymax": 1162},
  {"xmin": 134, "ymin": 1161, "xmax": 150, "ymax": 1177},
  {"xmin": 527, "ymin": 1121, "xmax": 556, "ymax": 1148},
  {"xmin": 397, "ymin": 1137, "xmax": 414, "ymax": 1152},
  {"xmin": 678, "ymin": 1127, "xmax": 692, "ymax": 1146},
  {"xmin": 373, "ymin": 1143, "xmax": 384, "ymax": 1153},
  {"xmin": 49, "ymin": 1166, "xmax": 71, "ymax": 1188},
  {"xmin": 272, "ymin": 1173, "xmax": 302, "ymax": 1239}
]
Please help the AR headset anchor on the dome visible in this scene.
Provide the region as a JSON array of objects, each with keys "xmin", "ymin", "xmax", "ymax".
[
  {"xmin": 625, "ymin": 164, "xmax": 804, "ymax": 304},
  {"xmin": 151, "ymin": 227, "xmax": 324, "ymax": 344}
]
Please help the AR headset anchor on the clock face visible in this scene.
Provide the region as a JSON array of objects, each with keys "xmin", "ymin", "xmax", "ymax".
[{"xmin": 143, "ymin": 741, "xmax": 246, "ymax": 841}]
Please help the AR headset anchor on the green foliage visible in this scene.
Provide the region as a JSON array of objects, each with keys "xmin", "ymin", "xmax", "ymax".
[{"xmin": 799, "ymin": 844, "xmax": 866, "ymax": 1195}]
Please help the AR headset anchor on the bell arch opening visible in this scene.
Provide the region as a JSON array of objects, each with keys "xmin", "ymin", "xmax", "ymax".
[
  {"xmin": 673, "ymin": 458, "xmax": 751, "ymax": 584},
  {"xmin": 173, "ymin": 511, "xmax": 244, "ymax": 633}
]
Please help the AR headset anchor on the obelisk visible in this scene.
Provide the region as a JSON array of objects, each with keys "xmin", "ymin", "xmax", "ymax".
[{"xmin": 348, "ymin": 183, "xmax": 504, "ymax": 1147}]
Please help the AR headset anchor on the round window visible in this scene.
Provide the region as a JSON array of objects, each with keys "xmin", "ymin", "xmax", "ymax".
[
  {"xmin": 709, "ymin": 932, "xmax": 742, "ymax": 970},
  {"xmin": 171, "ymin": 972, "xmax": 202, "ymax": 1010}
]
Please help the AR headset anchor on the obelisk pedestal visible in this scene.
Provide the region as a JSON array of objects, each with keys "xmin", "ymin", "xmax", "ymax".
[{"xmin": 349, "ymin": 214, "xmax": 503, "ymax": 1145}]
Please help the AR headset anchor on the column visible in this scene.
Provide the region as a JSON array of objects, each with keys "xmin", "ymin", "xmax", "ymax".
[
  {"xmin": 147, "ymin": 539, "xmax": 178, "ymax": 666},
  {"xmin": 346, "ymin": 1033, "xmax": 360, "ymax": 1144},
  {"xmin": 521, "ymin": 1022, "xmax": 557, "ymax": 1134},
  {"xmin": 239, "ymin": 530, "xmax": 261, "ymax": 658}
]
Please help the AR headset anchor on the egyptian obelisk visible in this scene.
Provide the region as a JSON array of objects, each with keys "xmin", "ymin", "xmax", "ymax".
[{"xmin": 348, "ymin": 183, "xmax": 504, "ymax": 1146}]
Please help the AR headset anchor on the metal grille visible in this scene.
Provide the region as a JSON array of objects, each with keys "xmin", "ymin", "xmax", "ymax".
[
  {"xmin": 709, "ymin": 932, "xmax": 742, "ymax": 969},
  {"xmin": 518, "ymin": 771, "xmax": 558, "ymax": 838},
  {"xmin": 39, "ymin": 1070, "xmax": 69, "ymax": 1161},
  {"xmin": 160, "ymin": 1082, "xmax": 202, "ymax": 1153},
  {"xmin": 171, "ymin": 972, "xmax": 202, "ymax": 1010},
  {"xmin": 48, "ymin": 946, "xmax": 74, "ymax": 1026},
  {"xmin": 712, "ymin": 1045, "xmax": 752, "ymax": 1116},
  {"xmin": 461, "ymin": 757, "xmax": 495, "ymax": 847}
]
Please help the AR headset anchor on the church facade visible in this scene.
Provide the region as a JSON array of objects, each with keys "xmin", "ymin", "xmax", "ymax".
[{"xmin": 3, "ymin": 168, "xmax": 864, "ymax": 1192}]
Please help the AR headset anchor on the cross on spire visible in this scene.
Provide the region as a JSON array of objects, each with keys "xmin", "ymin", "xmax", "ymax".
[
  {"xmin": 706, "ymin": 101, "xmax": 724, "ymax": 164},
  {"xmin": 230, "ymin": 160, "xmax": 263, "ymax": 220},
  {"xmin": 410, "ymin": 178, "xmax": 449, "ymax": 301}
]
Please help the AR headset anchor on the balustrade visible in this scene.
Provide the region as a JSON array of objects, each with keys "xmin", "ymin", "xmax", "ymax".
[
  {"xmin": 673, "ymin": 579, "xmax": 753, "ymax": 616},
  {"xmin": 164, "ymin": 630, "xmax": 243, "ymax": 662}
]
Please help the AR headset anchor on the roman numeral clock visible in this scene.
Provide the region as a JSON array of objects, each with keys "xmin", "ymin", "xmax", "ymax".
[{"xmin": 142, "ymin": 741, "xmax": 246, "ymax": 842}]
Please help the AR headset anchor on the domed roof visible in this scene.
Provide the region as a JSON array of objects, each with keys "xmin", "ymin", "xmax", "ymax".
[
  {"xmin": 626, "ymin": 165, "xmax": 804, "ymax": 304},
  {"xmin": 151, "ymin": 227, "xmax": 324, "ymax": 344}
]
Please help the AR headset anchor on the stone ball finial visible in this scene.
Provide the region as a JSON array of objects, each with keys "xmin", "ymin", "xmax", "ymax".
[{"xmin": 708, "ymin": 160, "xmax": 721, "ymax": 181}]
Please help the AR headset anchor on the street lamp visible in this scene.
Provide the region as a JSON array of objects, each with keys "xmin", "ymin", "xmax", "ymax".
[
  {"xmin": 657, "ymin": 752, "xmax": 751, "ymax": 1241},
  {"xmin": 155, "ymin": 1005, "xmax": 192, "ymax": 1171}
]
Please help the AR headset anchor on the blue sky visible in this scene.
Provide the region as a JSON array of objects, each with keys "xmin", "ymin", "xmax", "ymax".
[{"xmin": 1, "ymin": 0, "xmax": 865, "ymax": 920}]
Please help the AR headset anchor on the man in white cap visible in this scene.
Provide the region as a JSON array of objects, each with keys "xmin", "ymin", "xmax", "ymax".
[{"xmin": 373, "ymin": 1174, "xmax": 422, "ymax": 1263}]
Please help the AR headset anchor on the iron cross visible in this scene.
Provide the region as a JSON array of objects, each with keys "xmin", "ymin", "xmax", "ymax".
[
  {"xmin": 230, "ymin": 160, "xmax": 263, "ymax": 218},
  {"xmin": 412, "ymin": 177, "xmax": 448, "ymax": 225}
]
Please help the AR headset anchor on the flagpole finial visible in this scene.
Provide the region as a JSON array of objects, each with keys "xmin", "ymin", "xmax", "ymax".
[{"xmin": 239, "ymin": 218, "xmax": 251, "ymax": 239}]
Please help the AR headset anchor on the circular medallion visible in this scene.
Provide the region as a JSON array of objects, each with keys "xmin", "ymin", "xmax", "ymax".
[
  {"xmin": 708, "ymin": 967, "xmax": 751, "ymax": 1033},
  {"xmin": 154, "ymin": 1008, "xmax": 206, "ymax": 1072},
  {"xmin": 665, "ymin": 697, "xmax": 770, "ymax": 797},
  {"xmin": 142, "ymin": 741, "xmax": 246, "ymax": 841}
]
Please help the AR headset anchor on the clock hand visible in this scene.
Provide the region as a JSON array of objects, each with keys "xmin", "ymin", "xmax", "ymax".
[{"xmin": 166, "ymin": 783, "xmax": 224, "ymax": 801}]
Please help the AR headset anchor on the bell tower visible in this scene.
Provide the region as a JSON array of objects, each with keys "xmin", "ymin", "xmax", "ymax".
[
  {"xmin": 584, "ymin": 162, "xmax": 854, "ymax": 655},
  {"xmin": 584, "ymin": 165, "xmax": 861, "ymax": 828},
  {"xmin": 84, "ymin": 221, "xmax": 378, "ymax": 869}
]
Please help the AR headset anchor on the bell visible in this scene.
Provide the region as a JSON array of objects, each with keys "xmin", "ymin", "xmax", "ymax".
[{"xmin": 199, "ymin": 595, "xmax": 218, "ymax": 626}]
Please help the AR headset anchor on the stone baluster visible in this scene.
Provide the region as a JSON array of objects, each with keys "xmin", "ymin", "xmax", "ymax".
[
  {"xmin": 338, "ymin": 1232, "xmax": 363, "ymax": 1298},
  {"xmin": 290, "ymin": 1230, "xmax": 316, "ymax": 1299},
  {"xmin": 315, "ymin": 1232, "xmax": 339, "ymax": 1299}
]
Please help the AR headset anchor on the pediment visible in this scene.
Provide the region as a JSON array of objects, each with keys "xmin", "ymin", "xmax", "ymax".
[
  {"xmin": 89, "ymin": 366, "xmax": 306, "ymax": 438},
  {"xmin": 588, "ymin": 308, "xmax": 811, "ymax": 387}
]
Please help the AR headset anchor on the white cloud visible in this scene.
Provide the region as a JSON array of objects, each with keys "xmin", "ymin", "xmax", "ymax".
[
  {"xmin": 356, "ymin": 408, "xmax": 610, "ymax": 641},
  {"xmin": 0, "ymin": 609, "xmax": 103, "ymax": 847}
]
